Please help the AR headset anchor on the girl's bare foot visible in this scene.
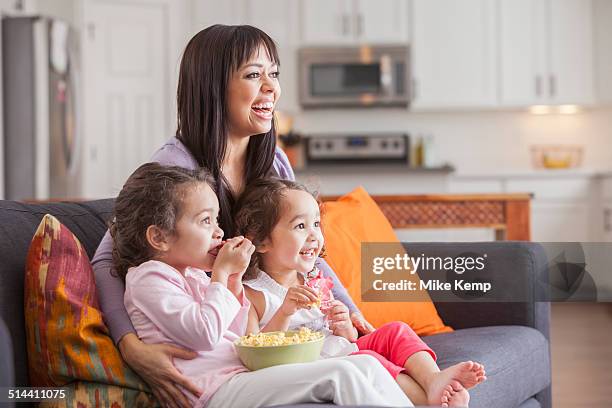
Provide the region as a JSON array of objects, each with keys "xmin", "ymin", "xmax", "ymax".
[
  {"xmin": 440, "ymin": 380, "xmax": 470, "ymax": 407},
  {"xmin": 426, "ymin": 361, "xmax": 486, "ymax": 406}
]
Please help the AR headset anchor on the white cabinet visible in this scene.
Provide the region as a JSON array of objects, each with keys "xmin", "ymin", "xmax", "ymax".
[
  {"xmin": 593, "ymin": 0, "xmax": 612, "ymax": 104},
  {"xmin": 504, "ymin": 177, "xmax": 596, "ymax": 242},
  {"xmin": 549, "ymin": 0, "xmax": 594, "ymax": 104},
  {"xmin": 499, "ymin": 0, "xmax": 594, "ymax": 107},
  {"xmin": 498, "ymin": 0, "xmax": 547, "ymax": 106},
  {"xmin": 530, "ymin": 202, "xmax": 592, "ymax": 242},
  {"xmin": 300, "ymin": 0, "xmax": 409, "ymax": 45},
  {"xmin": 191, "ymin": 0, "xmax": 247, "ymax": 30},
  {"xmin": 451, "ymin": 175, "xmax": 598, "ymax": 242},
  {"xmin": 353, "ymin": 0, "xmax": 409, "ymax": 43},
  {"xmin": 411, "ymin": 0, "xmax": 497, "ymax": 109}
]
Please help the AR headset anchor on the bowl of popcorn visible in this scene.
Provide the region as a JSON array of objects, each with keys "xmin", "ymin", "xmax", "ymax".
[{"xmin": 235, "ymin": 327, "xmax": 325, "ymax": 371}]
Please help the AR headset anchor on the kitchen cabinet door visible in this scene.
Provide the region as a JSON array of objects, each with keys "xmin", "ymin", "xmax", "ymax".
[
  {"xmin": 300, "ymin": 0, "xmax": 409, "ymax": 45},
  {"xmin": 411, "ymin": 0, "xmax": 497, "ymax": 109},
  {"xmin": 531, "ymin": 202, "xmax": 591, "ymax": 242},
  {"xmin": 300, "ymin": 0, "xmax": 353, "ymax": 45},
  {"xmin": 191, "ymin": 0, "xmax": 247, "ymax": 29},
  {"xmin": 354, "ymin": 0, "xmax": 409, "ymax": 43},
  {"xmin": 548, "ymin": 0, "xmax": 595, "ymax": 105},
  {"xmin": 499, "ymin": 0, "xmax": 548, "ymax": 106},
  {"xmin": 499, "ymin": 0, "xmax": 594, "ymax": 107}
]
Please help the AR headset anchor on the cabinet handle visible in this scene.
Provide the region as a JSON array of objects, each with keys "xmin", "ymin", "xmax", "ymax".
[
  {"xmin": 411, "ymin": 78, "xmax": 418, "ymax": 101},
  {"xmin": 535, "ymin": 75, "xmax": 542, "ymax": 97},
  {"xmin": 87, "ymin": 23, "xmax": 96, "ymax": 40},
  {"xmin": 605, "ymin": 209, "xmax": 612, "ymax": 232},
  {"xmin": 356, "ymin": 13, "xmax": 364, "ymax": 37},
  {"xmin": 342, "ymin": 14, "xmax": 350, "ymax": 36},
  {"xmin": 549, "ymin": 75, "xmax": 556, "ymax": 98}
]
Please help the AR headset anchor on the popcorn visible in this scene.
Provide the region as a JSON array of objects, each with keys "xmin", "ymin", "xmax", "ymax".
[{"xmin": 237, "ymin": 327, "xmax": 323, "ymax": 347}]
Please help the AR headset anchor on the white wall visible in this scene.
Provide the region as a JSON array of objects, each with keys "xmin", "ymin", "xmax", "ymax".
[{"xmin": 294, "ymin": 107, "xmax": 612, "ymax": 175}]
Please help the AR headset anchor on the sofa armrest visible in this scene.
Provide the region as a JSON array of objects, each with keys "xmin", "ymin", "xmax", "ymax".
[{"xmin": 405, "ymin": 242, "xmax": 550, "ymax": 342}]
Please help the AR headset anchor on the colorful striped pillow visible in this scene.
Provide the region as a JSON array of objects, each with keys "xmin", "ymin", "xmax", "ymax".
[{"xmin": 24, "ymin": 214, "xmax": 155, "ymax": 407}]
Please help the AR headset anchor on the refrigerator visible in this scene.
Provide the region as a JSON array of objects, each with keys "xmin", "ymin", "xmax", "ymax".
[{"xmin": 2, "ymin": 16, "xmax": 81, "ymax": 200}]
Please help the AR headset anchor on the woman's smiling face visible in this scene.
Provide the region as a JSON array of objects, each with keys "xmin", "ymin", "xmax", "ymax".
[{"xmin": 227, "ymin": 44, "xmax": 281, "ymax": 139}]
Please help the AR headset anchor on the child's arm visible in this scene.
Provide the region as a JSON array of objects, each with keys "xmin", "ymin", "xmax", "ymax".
[
  {"xmin": 127, "ymin": 265, "xmax": 244, "ymax": 351},
  {"xmin": 260, "ymin": 285, "xmax": 319, "ymax": 333},
  {"xmin": 246, "ymin": 305, "xmax": 261, "ymax": 335},
  {"xmin": 325, "ymin": 300, "xmax": 358, "ymax": 342},
  {"xmin": 244, "ymin": 286, "xmax": 264, "ymax": 335}
]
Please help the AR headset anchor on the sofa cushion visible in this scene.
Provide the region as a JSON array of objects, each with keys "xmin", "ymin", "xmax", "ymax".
[
  {"xmin": 0, "ymin": 199, "xmax": 113, "ymax": 386},
  {"xmin": 24, "ymin": 214, "xmax": 152, "ymax": 406},
  {"xmin": 321, "ymin": 186, "xmax": 452, "ymax": 336},
  {"xmin": 423, "ymin": 325, "xmax": 551, "ymax": 408}
]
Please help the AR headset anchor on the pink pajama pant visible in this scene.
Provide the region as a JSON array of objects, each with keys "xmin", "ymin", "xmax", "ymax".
[{"xmin": 350, "ymin": 321, "xmax": 437, "ymax": 379}]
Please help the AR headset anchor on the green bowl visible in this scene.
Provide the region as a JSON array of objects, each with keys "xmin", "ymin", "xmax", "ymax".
[{"xmin": 234, "ymin": 331, "xmax": 325, "ymax": 371}]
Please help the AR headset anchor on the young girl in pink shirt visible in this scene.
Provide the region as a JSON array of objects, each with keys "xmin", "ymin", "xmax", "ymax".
[
  {"xmin": 235, "ymin": 178, "xmax": 487, "ymax": 408},
  {"xmin": 112, "ymin": 163, "xmax": 412, "ymax": 408}
]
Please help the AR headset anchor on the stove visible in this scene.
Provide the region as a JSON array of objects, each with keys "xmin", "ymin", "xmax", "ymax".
[{"xmin": 305, "ymin": 133, "xmax": 409, "ymax": 164}]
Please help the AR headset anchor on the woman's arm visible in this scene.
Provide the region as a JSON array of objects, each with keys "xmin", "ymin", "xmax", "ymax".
[
  {"xmin": 93, "ymin": 230, "xmax": 201, "ymax": 408},
  {"xmin": 92, "ymin": 230, "xmax": 137, "ymax": 343}
]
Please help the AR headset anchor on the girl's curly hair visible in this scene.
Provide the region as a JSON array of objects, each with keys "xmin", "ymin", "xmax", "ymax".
[
  {"xmin": 234, "ymin": 177, "xmax": 324, "ymax": 279},
  {"xmin": 109, "ymin": 162, "xmax": 215, "ymax": 281}
]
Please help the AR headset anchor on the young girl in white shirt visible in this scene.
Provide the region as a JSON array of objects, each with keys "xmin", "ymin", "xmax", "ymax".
[
  {"xmin": 235, "ymin": 178, "xmax": 487, "ymax": 408},
  {"xmin": 111, "ymin": 163, "xmax": 412, "ymax": 408}
]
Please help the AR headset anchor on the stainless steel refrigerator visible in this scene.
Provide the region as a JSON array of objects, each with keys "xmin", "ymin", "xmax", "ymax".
[{"xmin": 2, "ymin": 16, "xmax": 81, "ymax": 200}]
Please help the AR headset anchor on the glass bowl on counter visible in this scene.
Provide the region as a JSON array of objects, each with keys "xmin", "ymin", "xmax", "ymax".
[{"xmin": 530, "ymin": 145, "xmax": 583, "ymax": 169}]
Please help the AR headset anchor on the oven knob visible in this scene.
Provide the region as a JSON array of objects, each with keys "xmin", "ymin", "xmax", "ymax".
[
  {"xmin": 314, "ymin": 142, "xmax": 321, "ymax": 150},
  {"xmin": 393, "ymin": 141, "xmax": 400, "ymax": 149},
  {"xmin": 326, "ymin": 141, "xmax": 333, "ymax": 150},
  {"xmin": 381, "ymin": 140, "xmax": 388, "ymax": 149}
]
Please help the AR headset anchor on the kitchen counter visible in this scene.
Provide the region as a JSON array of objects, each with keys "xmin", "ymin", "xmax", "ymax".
[
  {"xmin": 453, "ymin": 168, "xmax": 612, "ymax": 180},
  {"xmin": 295, "ymin": 163, "xmax": 455, "ymax": 175}
]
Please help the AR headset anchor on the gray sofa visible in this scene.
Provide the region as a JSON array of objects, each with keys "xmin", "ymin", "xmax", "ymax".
[{"xmin": 0, "ymin": 199, "xmax": 551, "ymax": 408}]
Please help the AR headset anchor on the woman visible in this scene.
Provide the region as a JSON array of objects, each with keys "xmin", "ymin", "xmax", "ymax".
[{"xmin": 92, "ymin": 25, "xmax": 375, "ymax": 408}]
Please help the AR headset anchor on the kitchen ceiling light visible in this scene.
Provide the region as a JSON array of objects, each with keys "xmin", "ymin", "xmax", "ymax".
[
  {"xmin": 529, "ymin": 105, "xmax": 553, "ymax": 115},
  {"xmin": 558, "ymin": 105, "xmax": 581, "ymax": 115}
]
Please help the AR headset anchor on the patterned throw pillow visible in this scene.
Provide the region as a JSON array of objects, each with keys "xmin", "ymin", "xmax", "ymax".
[{"xmin": 24, "ymin": 214, "xmax": 156, "ymax": 407}]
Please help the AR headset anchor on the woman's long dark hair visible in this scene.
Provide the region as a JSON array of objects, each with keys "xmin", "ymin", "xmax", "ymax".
[{"xmin": 176, "ymin": 24, "xmax": 280, "ymax": 236}]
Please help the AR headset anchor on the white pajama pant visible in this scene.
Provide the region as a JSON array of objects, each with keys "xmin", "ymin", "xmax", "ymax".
[{"xmin": 206, "ymin": 354, "xmax": 413, "ymax": 408}]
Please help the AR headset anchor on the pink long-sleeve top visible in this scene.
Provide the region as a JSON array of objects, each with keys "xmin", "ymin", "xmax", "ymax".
[{"xmin": 123, "ymin": 260, "xmax": 250, "ymax": 407}]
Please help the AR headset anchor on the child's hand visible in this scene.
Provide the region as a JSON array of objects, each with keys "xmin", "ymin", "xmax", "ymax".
[
  {"xmin": 280, "ymin": 285, "xmax": 319, "ymax": 316},
  {"xmin": 324, "ymin": 300, "xmax": 357, "ymax": 342},
  {"xmin": 212, "ymin": 236, "xmax": 255, "ymax": 280}
]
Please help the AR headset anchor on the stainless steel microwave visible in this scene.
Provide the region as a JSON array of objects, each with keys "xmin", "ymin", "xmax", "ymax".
[{"xmin": 298, "ymin": 45, "xmax": 410, "ymax": 108}]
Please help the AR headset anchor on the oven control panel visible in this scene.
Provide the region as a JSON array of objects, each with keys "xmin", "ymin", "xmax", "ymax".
[{"xmin": 306, "ymin": 134, "xmax": 409, "ymax": 163}]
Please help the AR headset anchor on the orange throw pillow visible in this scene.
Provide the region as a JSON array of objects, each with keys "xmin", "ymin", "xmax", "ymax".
[
  {"xmin": 24, "ymin": 214, "xmax": 154, "ymax": 407},
  {"xmin": 321, "ymin": 187, "xmax": 452, "ymax": 336}
]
